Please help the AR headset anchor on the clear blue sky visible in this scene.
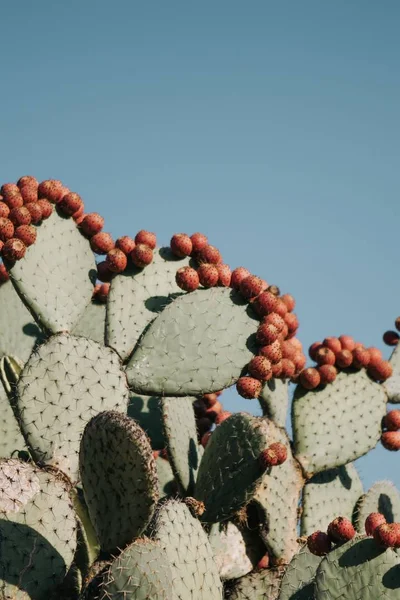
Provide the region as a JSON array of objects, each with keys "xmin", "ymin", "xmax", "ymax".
[{"xmin": 1, "ymin": 2, "xmax": 399, "ymax": 491}]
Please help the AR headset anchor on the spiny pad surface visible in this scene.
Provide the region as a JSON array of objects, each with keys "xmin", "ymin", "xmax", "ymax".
[
  {"xmin": 16, "ymin": 334, "xmax": 129, "ymax": 480},
  {"xmin": 106, "ymin": 247, "xmax": 189, "ymax": 361},
  {"xmin": 226, "ymin": 568, "xmax": 282, "ymax": 600},
  {"xmin": 126, "ymin": 288, "xmax": 259, "ymax": 396},
  {"xmin": 292, "ymin": 369, "xmax": 387, "ymax": 476},
  {"xmin": 278, "ymin": 544, "xmax": 322, "ymax": 600},
  {"xmin": 354, "ymin": 481, "xmax": 400, "ymax": 533},
  {"xmin": 128, "ymin": 392, "xmax": 165, "ymax": 450},
  {"xmin": 0, "ymin": 377, "xmax": 26, "ymax": 458},
  {"xmin": 79, "ymin": 411, "xmax": 159, "ymax": 553},
  {"xmin": 72, "ymin": 299, "xmax": 106, "ymax": 345},
  {"xmin": 7, "ymin": 211, "xmax": 96, "ymax": 334},
  {"xmin": 385, "ymin": 343, "xmax": 400, "ymax": 403},
  {"xmin": 258, "ymin": 379, "xmax": 289, "ymax": 428}
]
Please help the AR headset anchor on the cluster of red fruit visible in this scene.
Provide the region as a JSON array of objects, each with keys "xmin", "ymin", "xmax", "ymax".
[
  {"xmin": 192, "ymin": 392, "xmax": 231, "ymax": 448},
  {"xmin": 381, "ymin": 410, "xmax": 400, "ymax": 451},
  {"xmin": 307, "ymin": 512, "xmax": 400, "ymax": 556},
  {"xmin": 383, "ymin": 317, "xmax": 400, "ymax": 347},
  {"xmin": 297, "ymin": 335, "xmax": 392, "ymax": 391}
]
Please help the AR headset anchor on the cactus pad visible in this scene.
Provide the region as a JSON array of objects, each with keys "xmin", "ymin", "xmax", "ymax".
[
  {"xmin": 6, "ymin": 211, "xmax": 96, "ymax": 334},
  {"xmin": 225, "ymin": 568, "xmax": 282, "ymax": 600},
  {"xmin": 252, "ymin": 419, "xmax": 304, "ymax": 563},
  {"xmin": 149, "ymin": 499, "xmax": 223, "ymax": 599},
  {"xmin": 0, "ymin": 376, "xmax": 26, "ymax": 458},
  {"xmin": 128, "ymin": 393, "xmax": 164, "ymax": 450},
  {"xmin": 106, "ymin": 247, "xmax": 189, "ymax": 362},
  {"xmin": 314, "ymin": 535, "xmax": 400, "ymax": 599},
  {"xmin": 16, "ymin": 334, "xmax": 129, "ymax": 481},
  {"xmin": 354, "ymin": 481, "xmax": 400, "ymax": 533},
  {"xmin": 98, "ymin": 538, "xmax": 173, "ymax": 600},
  {"xmin": 72, "ymin": 299, "xmax": 106, "ymax": 344},
  {"xmin": 301, "ymin": 463, "xmax": 363, "ymax": 536},
  {"xmin": 126, "ymin": 288, "xmax": 259, "ymax": 396},
  {"xmin": 292, "ymin": 369, "xmax": 387, "ymax": 476},
  {"xmin": 385, "ymin": 344, "xmax": 400, "ymax": 403},
  {"xmin": 162, "ymin": 396, "xmax": 203, "ymax": 495},
  {"xmin": 259, "ymin": 379, "xmax": 289, "ymax": 428},
  {"xmin": 278, "ymin": 544, "xmax": 322, "ymax": 600},
  {"xmin": 0, "ymin": 459, "xmax": 77, "ymax": 599},
  {"xmin": 79, "ymin": 411, "xmax": 159, "ymax": 553},
  {"xmin": 156, "ymin": 455, "xmax": 177, "ymax": 498},
  {"xmin": 194, "ymin": 413, "xmax": 269, "ymax": 523}
]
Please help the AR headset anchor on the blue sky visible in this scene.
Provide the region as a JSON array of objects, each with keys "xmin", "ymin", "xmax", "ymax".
[{"xmin": 1, "ymin": 2, "xmax": 399, "ymax": 491}]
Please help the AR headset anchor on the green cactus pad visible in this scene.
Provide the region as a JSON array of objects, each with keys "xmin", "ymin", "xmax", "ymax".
[
  {"xmin": 162, "ymin": 396, "xmax": 203, "ymax": 496},
  {"xmin": 7, "ymin": 211, "xmax": 96, "ymax": 334},
  {"xmin": 128, "ymin": 393, "xmax": 165, "ymax": 450},
  {"xmin": 79, "ymin": 411, "xmax": 159, "ymax": 554},
  {"xmin": 72, "ymin": 299, "xmax": 106, "ymax": 345},
  {"xmin": 252, "ymin": 419, "xmax": 304, "ymax": 563},
  {"xmin": 0, "ymin": 459, "xmax": 77, "ymax": 600},
  {"xmin": 208, "ymin": 521, "xmax": 266, "ymax": 581},
  {"xmin": 292, "ymin": 369, "xmax": 387, "ymax": 477},
  {"xmin": 385, "ymin": 344, "xmax": 400, "ymax": 403},
  {"xmin": 106, "ymin": 247, "xmax": 189, "ymax": 362},
  {"xmin": 194, "ymin": 413, "xmax": 269, "ymax": 523},
  {"xmin": 0, "ymin": 279, "xmax": 43, "ymax": 363},
  {"xmin": 278, "ymin": 544, "xmax": 322, "ymax": 600},
  {"xmin": 225, "ymin": 568, "xmax": 282, "ymax": 600},
  {"xmin": 98, "ymin": 539, "xmax": 173, "ymax": 600},
  {"xmin": 259, "ymin": 379, "xmax": 289, "ymax": 428},
  {"xmin": 314, "ymin": 535, "xmax": 400, "ymax": 599},
  {"xmin": 354, "ymin": 481, "xmax": 400, "ymax": 533},
  {"xmin": 156, "ymin": 455, "xmax": 177, "ymax": 498},
  {"xmin": 0, "ymin": 376, "xmax": 26, "ymax": 458},
  {"xmin": 16, "ymin": 333, "xmax": 129, "ymax": 481},
  {"xmin": 126, "ymin": 288, "xmax": 259, "ymax": 396},
  {"xmin": 301, "ymin": 463, "xmax": 363, "ymax": 537},
  {"xmin": 149, "ymin": 498, "xmax": 223, "ymax": 599}
]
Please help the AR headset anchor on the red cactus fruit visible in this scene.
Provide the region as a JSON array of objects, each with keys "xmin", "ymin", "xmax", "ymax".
[
  {"xmin": 230, "ymin": 267, "xmax": 251, "ymax": 290},
  {"xmin": 116, "ymin": 236, "xmax": 136, "ymax": 255},
  {"xmin": 0, "ymin": 218, "xmax": 15, "ymax": 242},
  {"xmin": 196, "ymin": 244, "xmax": 222, "ymax": 265},
  {"xmin": 58, "ymin": 192, "xmax": 83, "ymax": 216},
  {"xmin": 205, "ymin": 401, "xmax": 222, "ymax": 421},
  {"xmin": 256, "ymin": 554, "xmax": 270, "ymax": 569},
  {"xmin": 135, "ymin": 230, "xmax": 157, "ymax": 249},
  {"xmin": 17, "ymin": 175, "xmax": 38, "ymax": 188},
  {"xmin": 0, "ymin": 202, "xmax": 10, "ymax": 218},
  {"xmin": 395, "ymin": 317, "xmax": 400, "ymax": 332},
  {"xmin": 352, "ymin": 347, "xmax": 370, "ymax": 369},
  {"xmin": 202, "ymin": 393, "xmax": 218, "ymax": 408},
  {"xmin": 309, "ymin": 342, "xmax": 323, "ymax": 361},
  {"xmin": 280, "ymin": 358, "xmax": 296, "ymax": 379},
  {"xmin": 2, "ymin": 238, "xmax": 26, "ymax": 261},
  {"xmin": 373, "ymin": 523, "xmax": 400, "ymax": 548},
  {"xmin": 96, "ymin": 261, "xmax": 115, "ymax": 283},
  {"xmin": 38, "ymin": 180, "xmax": 64, "ymax": 202},
  {"xmin": 14, "ymin": 225, "xmax": 37, "ymax": 247},
  {"xmin": 201, "ymin": 431, "xmax": 212, "ymax": 448},
  {"xmin": 80, "ymin": 213, "xmax": 104, "ymax": 236},
  {"xmin": 25, "ymin": 202, "xmax": 43, "ymax": 224},
  {"xmin": 130, "ymin": 244, "xmax": 153, "ymax": 267},
  {"xmin": 93, "ymin": 283, "xmax": 110, "ymax": 303},
  {"xmin": 315, "ymin": 347, "xmax": 336, "ymax": 366},
  {"xmin": 368, "ymin": 360, "xmax": 393, "ymax": 382},
  {"xmin": 367, "ymin": 347, "xmax": 383, "ymax": 368},
  {"xmin": 383, "ymin": 410, "xmax": 400, "ymax": 432},
  {"xmin": 216, "ymin": 264, "xmax": 231, "ymax": 286},
  {"xmin": 1, "ymin": 184, "xmax": 23, "ymax": 208},
  {"xmin": 90, "ymin": 232, "xmax": 115, "ymax": 255},
  {"xmin": 307, "ymin": 532, "xmax": 332, "ymax": 556},
  {"xmin": 299, "ymin": 368, "xmax": 321, "ymax": 390},
  {"xmin": 193, "ymin": 399, "xmax": 207, "ymax": 418},
  {"xmin": 338, "ymin": 335, "xmax": 356, "ymax": 351},
  {"xmin": 365, "ymin": 513, "xmax": 387, "ymax": 536},
  {"xmin": 0, "ymin": 263, "xmax": 9, "ymax": 282},
  {"xmin": 280, "ymin": 340, "xmax": 297, "ymax": 361},
  {"xmin": 335, "ymin": 349, "xmax": 353, "ymax": 369},
  {"xmin": 271, "ymin": 361, "xmax": 283, "ymax": 377},
  {"xmin": 327, "ymin": 517, "xmax": 356, "ymax": 543},
  {"xmin": 240, "ymin": 275, "xmax": 265, "ymax": 300},
  {"xmin": 274, "ymin": 299, "xmax": 288, "ymax": 319},
  {"xmin": 197, "ymin": 263, "xmax": 219, "ymax": 288},
  {"xmin": 284, "ymin": 312, "xmax": 299, "ymax": 334},
  {"xmin": 318, "ymin": 364, "xmax": 337, "ymax": 385},
  {"xmin": 19, "ymin": 185, "xmax": 38, "ymax": 204},
  {"xmin": 9, "ymin": 207, "xmax": 32, "ymax": 226},
  {"xmin": 281, "ymin": 294, "xmax": 295, "ymax": 312},
  {"xmin": 170, "ymin": 233, "xmax": 193, "ymax": 258},
  {"xmin": 259, "ymin": 340, "xmax": 282, "ymax": 364},
  {"xmin": 72, "ymin": 203, "xmax": 85, "ymax": 220},
  {"xmin": 263, "ymin": 312, "xmax": 286, "ymax": 333},
  {"xmin": 323, "ymin": 337, "xmax": 342, "ymax": 354},
  {"xmin": 37, "ymin": 199, "xmax": 53, "ymax": 219},
  {"xmin": 175, "ymin": 266, "xmax": 200, "ymax": 292},
  {"xmin": 190, "ymin": 232, "xmax": 208, "ymax": 253},
  {"xmin": 256, "ymin": 323, "xmax": 280, "ymax": 345},
  {"xmin": 215, "ymin": 411, "xmax": 232, "ymax": 425},
  {"xmin": 383, "ymin": 331, "xmax": 400, "ymax": 346},
  {"xmin": 381, "ymin": 431, "xmax": 400, "ymax": 451},
  {"xmin": 254, "ymin": 291, "xmax": 278, "ymax": 317},
  {"xmin": 267, "ymin": 285, "xmax": 280, "ymax": 296},
  {"xmin": 236, "ymin": 376, "xmax": 262, "ymax": 399},
  {"xmin": 259, "ymin": 442, "xmax": 287, "ymax": 468},
  {"xmin": 105, "ymin": 248, "xmax": 128, "ymax": 273},
  {"xmin": 248, "ymin": 356, "xmax": 272, "ymax": 381},
  {"xmin": 290, "ymin": 338, "xmax": 303, "ymax": 352},
  {"xmin": 293, "ymin": 352, "xmax": 307, "ymax": 373}
]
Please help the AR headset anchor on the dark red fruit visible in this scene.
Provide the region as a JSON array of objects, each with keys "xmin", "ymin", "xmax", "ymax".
[
  {"xmin": 327, "ymin": 517, "xmax": 356, "ymax": 543},
  {"xmin": 256, "ymin": 323, "xmax": 280, "ymax": 345},
  {"xmin": 240, "ymin": 275, "xmax": 264, "ymax": 301},
  {"xmin": 309, "ymin": 342, "xmax": 323, "ymax": 361},
  {"xmin": 367, "ymin": 360, "xmax": 392, "ymax": 382},
  {"xmin": 116, "ymin": 236, "xmax": 136, "ymax": 255},
  {"xmin": 197, "ymin": 263, "xmax": 219, "ymax": 287},
  {"xmin": 254, "ymin": 291, "xmax": 278, "ymax": 316},
  {"xmin": 25, "ymin": 202, "xmax": 43, "ymax": 224},
  {"xmin": 96, "ymin": 261, "xmax": 115, "ymax": 283},
  {"xmin": 80, "ymin": 213, "xmax": 104, "ymax": 236},
  {"xmin": 230, "ymin": 267, "xmax": 251, "ymax": 290},
  {"xmin": 352, "ymin": 347, "xmax": 370, "ymax": 369},
  {"xmin": 90, "ymin": 232, "xmax": 115, "ymax": 255},
  {"xmin": 175, "ymin": 266, "xmax": 200, "ymax": 292},
  {"xmin": 0, "ymin": 263, "xmax": 9, "ymax": 282},
  {"xmin": 307, "ymin": 531, "xmax": 332, "ymax": 556},
  {"xmin": 339, "ymin": 335, "xmax": 356, "ymax": 352},
  {"xmin": 37, "ymin": 199, "xmax": 53, "ymax": 219},
  {"xmin": 0, "ymin": 202, "xmax": 10, "ymax": 218},
  {"xmin": 248, "ymin": 356, "xmax": 272, "ymax": 381},
  {"xmin": 259, "ymin": 442, "xmax": 287, "ymax": 468},
  {"xmin": 381, "ymin": 431, "xmax": 400, "ymax": 451},
  {"xmin": 9, "ymin": 207, "xmax": 32, "ymax": 226},
  {"xmin": 259, "ymin": 340, "xmax": 282, "ymax": 364},
  {"xmin": 14, "ymin": 225, "xmax": 37, "ymax": 247},
  {"xmin": 58, "ymin": 192, "xmax": 83, "ymax": 216},
  {"xmin": 315, "ymin": 347, "xmax": 336, "ymax": 366},
  {"xmin": 170, "ymin": 233, "xmax": 193, "ymax": 257},
  {"xmin": 2, "ymin": 238, "xmax": 26, "ymax": 261},
  {"xmin": 318, "ymin": 364, "xmax": 337, "ymax": 385},
  {"xmin": 236, "ymin": 376, "xmax": 262, "ymax": 399},
  {"xmin": 190, "ymin": 232, "xmax": 208, "ymax": 253},
  {"xmin": 383, "ymin": 331, "xmax": 400, "ymax": 346},
  {"xmin": 365, "ymin": 513, "xmax": 387, "ymax": 536},
  {"xmin": 280, "ymin": 358, "xmax": 296, "ymax": 379},
  {"xmin": 131, "ymin": 244, "xmax": 154, "ymax": 268},
  {"xmin": 105, "ymin": 249, "xmax": 128, "ymax": 273},
  {"xmin": 0, "ymin": 218, "xmax": 15, "ymax": 242},
  {"xmin": 373, "ymin": 523, "xmax": 400, "ymax": 548},
  {"xmin": 38, "ymin": 179, "xmax": 64, "ymax": 202},
  {"xmin": 196, "ymin": 244, "xmax": 222, "ymax": 265},
  {"xmin": 135, "ymin": 230, "xmax": 157, "ymax": 249},
  {"xmin": 335, "ymin": 349, "xmax": 353, "ymax": 369},
  {"xmin": 383, "ymin": 410, "xmax": 400, "ymax": 431},
  {"xmin": 299, "ymin": 368, "xmax": 321, "ymax": 390},
  {"xmin": 216, "ymin": 264, "xmax": 231, "ymax": 286}
]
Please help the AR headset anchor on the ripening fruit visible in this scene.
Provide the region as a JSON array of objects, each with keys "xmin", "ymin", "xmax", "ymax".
[
  {"xmin": 383, "ymin": 410, "xmax": 400, "ymax": 432},
  {"xmin": 247, "ymin": 356, "xmax": 272, "ymax": 381},
  {"xmin": 307, "ymin": 531, "xmax": 332, "ymax": 556},
  {"xmin": 323, "ymin": 337, "xmax": 342, "ymax": 354},
  {"xmin": 190, "ymin": 232, "xmax": 208, "ymax": 253},
  {"xmin": 105, "ymin": 248, "xmax": 128, "ymax": 273},
  {"xmin": 318, "ymin": 364, "xmax": 337, "ymax": 385},
  {"xmin": 299, "ymin": 368, "xmax": 321, "ymax": 390},
  {"xmin": 175, "ymin": 266, "xmax": 200, "ymax": 292},
  {"xmin": 230, "ymin": 267, "xmax": 251, "ymax": 290},
  {"xmin": 383, "ymin": 331, "xmax": 399, "ymax": 346},
  {"xmin": 381, "ymin": 431, "xmax": 400, "ymax": 451},
  {"xmin": 135, "ymin": 230, "xmax": 157, "ymax": 249},
  {"xmin": 236, "ymin": 376, "xmax": 262, "ymax": 399},
  {"xmin": 335, "ymin": 349, "xmax": 353, "ymax": 369},
  {"xmin": 90, "ymin": 232, "xmax": 115, "ymax": 255},
  {"xmin": 240, "ymin": 275, "xmax": 265, "ymax": 300},
  {"xmin": 116, "ymin": 236, "xmax": 136, "ymax": 255},
  {"xmin": 327, "ymin": 517, "xmax": 356, "ymax": 543},
  {"xmin": 2, "ymin": 238, "xmax": 26, "ymax": 261},
  {"xmin": 365, "ymin": 513, "xmax": 387, "ymax": 536},
  {"xmin": 80, "ymin": 213, "xmax": 104, "ymax": 236},
  {"xmin": 259, "ymin": 442, "xmax": 287, "ymax": 468},
  {"xmin": 131, "ymin": 244, "xmax": 154, "ymax": 267},
  {"xmin": 315, "ymin": 347, "xmax": 336, "ymax": 366},
  {"xmin": 196, "ymin": 244, "xmax": 222, "ymax": 265},
  {"xmin": 197, "ymin": 263, "xmax": 219, "ymax": 288},
  {"xmin": 170, "ymin": 233, "xmax": 193, "ymax": 257}
]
